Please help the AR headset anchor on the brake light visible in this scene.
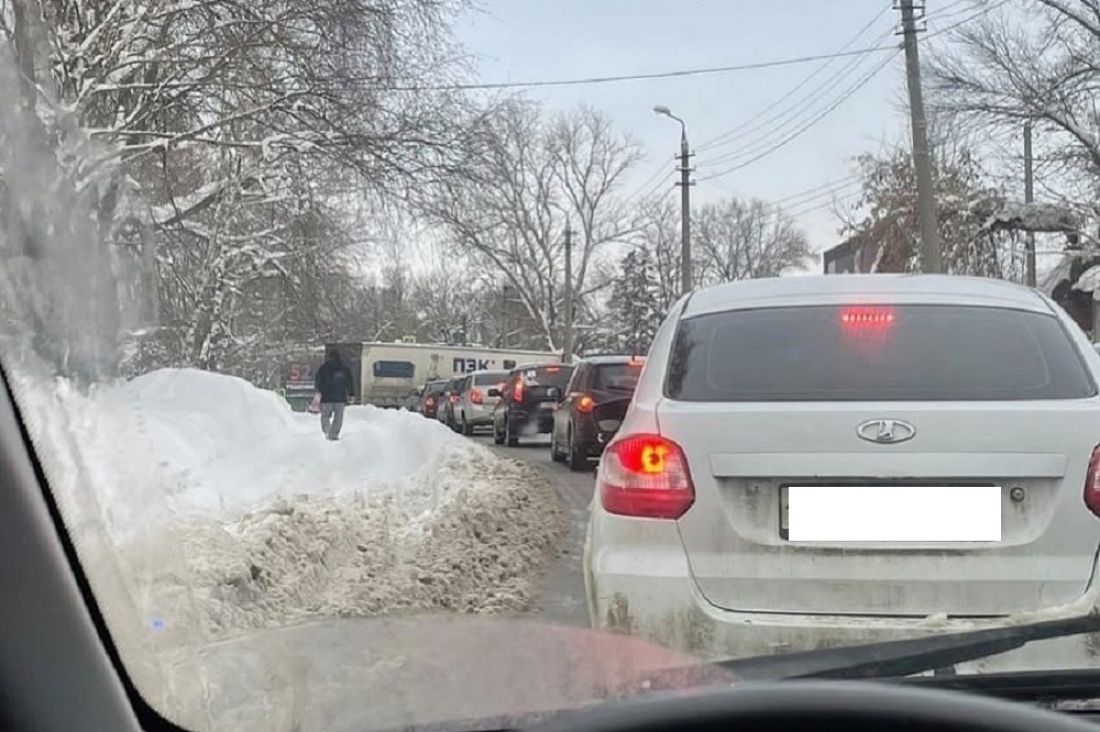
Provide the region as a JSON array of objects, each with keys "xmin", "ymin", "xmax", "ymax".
[
  {"xmin": 577, "ymin": 394, "xmax": 596, "ymax": 413},
  {"xmin": 470, "ymin": 389, "xmax": 484, "ymax": 405},
  {"xmin": 840, "ymin": 306, "xmax": 895, "ymax": 328},
  {"xmin": 1085, "ymin": 445, "xmax": 1100, "ymax": 518},
  {"xmin": 514, "ymin": 379, "xmax": 524, "ymax": 403},
  {"xmin": 599, "ymin": 434, "xmax": 694, "ymax": 519},
  {"xmin": 425, "ymin": 397, "xmax": 435, "ymax": 407},
  {"xmin": 449, "ymin": 394, "xmax": 459, "ymax": 404}
]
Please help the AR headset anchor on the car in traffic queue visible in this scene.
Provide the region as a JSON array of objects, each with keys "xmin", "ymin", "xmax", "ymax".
[
  {"xmin": 551, "ymin": 355, "xmax": 645, "ymax": 471},
  {"xmin": 491, "ymin": 362, "xmax": 574, "ymax": 446},
  {"xmin": 436, "ymin": 376, "xmax": 465, "ymax": 428},
  {"xmin": 418, "ymin": 379, "xmax": 448, "ymax": 419},
  {"xmin": 585, "ymin": 274, "xmax": 1100, "ymax": 672},
  {"xmin": 453, "ymin": 369, "xmax": 509, "ymax": 435}
]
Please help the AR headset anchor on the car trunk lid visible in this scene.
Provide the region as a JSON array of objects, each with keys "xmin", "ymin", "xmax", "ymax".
[{"xmin": 658, "ymin": 302, "xmax": 1100, "ymax": 617}]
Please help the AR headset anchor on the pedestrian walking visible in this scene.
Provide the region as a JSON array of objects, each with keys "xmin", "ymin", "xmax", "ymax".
[{"xmin": 313, "ymin": 349, "xmax": 355, "ymax": 440}]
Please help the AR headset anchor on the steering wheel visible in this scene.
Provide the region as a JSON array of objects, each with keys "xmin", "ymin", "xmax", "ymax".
[{"xmin": 531, "ymin": 681, "xmax": 1096, "ymax": 732}]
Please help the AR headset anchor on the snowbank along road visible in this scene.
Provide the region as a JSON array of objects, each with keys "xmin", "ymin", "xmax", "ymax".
[{"xmin": 14, "ymin": 368, "xmax": 571, "ymax": 649}]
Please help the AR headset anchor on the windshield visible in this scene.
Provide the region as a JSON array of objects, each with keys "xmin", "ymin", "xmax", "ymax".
[
  {"xmin": 519, "ymin": 366, "xmax": 573, "ymax": 388},
  {"xmin": 474, "ymin": 371, "xmax": 509, "ymax": 386},
  {"xmin": 2, "ymin": 1, "xmax": 1097, "ymax": 731},
  {"xmin": 668, "ymin": 305, "xmax": 1096, "ymax": 401},
  {"xmin": 593, "ymin": 363, "xmax": 644, "ymax": 392}
]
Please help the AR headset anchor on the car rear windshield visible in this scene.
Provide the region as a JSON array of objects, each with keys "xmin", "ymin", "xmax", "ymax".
[
  {"xmin": 593, "ymin": 363, "xmax": 643, "ymax": 392},
  {"xmin": 518, "ymin": 366, "xmax": 573, "ymax": 387},
  {"xmin": 666, "ymin": 304, "xmax": 1096, "ymax": 402},
  {"xmin": 425, "ymin": 382, "xmax": 447, "ymax": 394},
  {"xmin": 474, "ymin": 371, "xmax": 509, "ymax": 385}
]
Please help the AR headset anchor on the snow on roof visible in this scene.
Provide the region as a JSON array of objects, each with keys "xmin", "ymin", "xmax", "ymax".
[
  {"xmin": 1039, "ymin": 254, "xmax": 1075, "ymax": 295},
  {"xmin": 1073, "ymin": 264, "xmax": 1100, "ymax": 295}
]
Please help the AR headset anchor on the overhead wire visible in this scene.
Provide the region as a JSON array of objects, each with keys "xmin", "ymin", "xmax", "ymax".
[
  {"xmin": 697, "ymin": 49, "xmax": 901, "ymax": 182},
  {"xmin": 699, "ymin": 30, "xmax": 898, "ymax": 168},
  {"xmin": 383, "ymin": 46, "xmax": 901, "ymax": 92},
  {"xmin": 694, "ymin": 0, "xmax": 1006, "ymax": 184},
  {"xmin": 697, "ymin": 2, "xmax": 895, "ymax": 153}
]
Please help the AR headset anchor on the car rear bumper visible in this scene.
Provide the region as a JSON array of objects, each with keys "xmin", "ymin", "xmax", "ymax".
[
  {"xmin": 510, "ymin": 409, "xmax": 555, "ymax": 434},
  {"xmin": 462, "ymin": 403, "xmax": 496, "ymax": 426},
  {"xmin": 584, "ymin": 507, "xmax": 1100, "ymax": 674}
]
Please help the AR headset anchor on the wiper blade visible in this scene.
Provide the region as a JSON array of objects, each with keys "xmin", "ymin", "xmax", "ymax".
[{"xmin": 717, "ymin": 613, "xmax": 1100, "ymax": 680}]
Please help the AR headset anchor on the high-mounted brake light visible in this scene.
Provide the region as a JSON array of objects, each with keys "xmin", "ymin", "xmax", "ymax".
[
  {"xmin": 1084, "ymin": 444, "xmax": 1100, "ymax": 518},
  {"xmin": 577, "ymin": 394, "xmax": 596, "ymax": 413},
  {"xmin": 599, "ymin": 434, "xmax": 695, "ymax": 519},
  {"xmin": 470, "ymin": 389, "xmax": 484, "ymax": 405},
  {"xmin": 840, "ymin": 306, "xmax": 896, "ymax": 328}
]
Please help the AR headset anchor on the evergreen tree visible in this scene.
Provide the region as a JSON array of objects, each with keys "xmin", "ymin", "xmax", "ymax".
[{"xmin": 609, "ymin": 246, "xmax": 662, "ymax": 355}]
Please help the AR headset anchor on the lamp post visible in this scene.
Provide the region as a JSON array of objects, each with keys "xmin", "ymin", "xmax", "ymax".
[{"xmin": 654, "ymin": 105, "xmax": 692, "ymax": 295}]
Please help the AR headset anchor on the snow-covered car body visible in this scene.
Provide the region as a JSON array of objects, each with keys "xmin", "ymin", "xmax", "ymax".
[{"xmin": 585, "ymin": 274, "xmax": 1100, "ymax": 671}]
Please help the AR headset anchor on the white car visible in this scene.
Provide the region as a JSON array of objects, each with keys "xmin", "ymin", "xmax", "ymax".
[
  {"xmin": 585, "ymin": 274, "xmax": 1100, "ymax": 673},
  {"xmin": 454, "ymin": 369, "xmax": 510, "ymax": 436}
]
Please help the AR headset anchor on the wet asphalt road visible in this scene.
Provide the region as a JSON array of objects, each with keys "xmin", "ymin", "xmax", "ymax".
[{"xmin": 468, "ymin": 431, "xmax": 596, "ymax": 628}]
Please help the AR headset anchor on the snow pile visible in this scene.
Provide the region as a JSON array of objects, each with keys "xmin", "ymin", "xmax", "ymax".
[{"xmin": 15, "ymin": 368, "xmax": 566, "ymax": 645}]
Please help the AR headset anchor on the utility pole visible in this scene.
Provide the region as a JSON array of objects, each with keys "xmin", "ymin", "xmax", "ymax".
[
  {"xmin": 1024, "ymin": 120, "xmax": 1036, "ymax": 287},
  {"xmin": 898, "ymin": 0, "xmax": 942, "ymax": 274},
  {"xmin": 678, "ymin": 131, "xmax": 694, "ymax": 294},
  {"xmin": 654, "ymin": 106, "xmax": 694, "ymax": 294},
  {"xmin": 562, "ymin": 224, "xmax": 574, "ymax": 364}
]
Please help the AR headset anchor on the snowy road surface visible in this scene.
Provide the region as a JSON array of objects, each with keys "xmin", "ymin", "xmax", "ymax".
[{"xmin": 471, "ymin": 432, "xmax": 596, "ymax": 627}]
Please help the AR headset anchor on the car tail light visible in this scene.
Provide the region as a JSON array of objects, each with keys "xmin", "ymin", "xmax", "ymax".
[
  {"xmin": 514, "ymin": 379, "xmax": 524, "ymax": 403},
  {"xmin": 599, "ymin": 434, "xmax": 694, "ymax": 519},
  {"xmin": 425, "ymin": 397, "xmax": 435, "ymax": 408},
  {"xmin": 1085, "ymin": 444, "xmax": 1100, "ymax": 518},
  {"xmin": 470, "ymin": 389, "xmax": 484, "ymax": 404},
  {"xmin": 577, "ymin": 394, "xmax": 596, "ymax": 413},
  {"xmin": 449, "ymin": 394, "xmax": 459, "ymax": 404}
]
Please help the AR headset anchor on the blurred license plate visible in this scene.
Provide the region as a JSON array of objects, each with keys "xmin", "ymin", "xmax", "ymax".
[
  {"xmin": 780, "ymin": 485, "xmax": 1001, "ymax": 542},
  {"xmin": 539, "ymin": 401, "xmax": 555, "ymax": 410}
]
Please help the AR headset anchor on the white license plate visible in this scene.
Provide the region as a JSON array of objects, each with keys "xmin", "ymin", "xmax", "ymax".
[{"xmin": 780, "ymin": 485, "xmax": 1001, "ymax": 542}]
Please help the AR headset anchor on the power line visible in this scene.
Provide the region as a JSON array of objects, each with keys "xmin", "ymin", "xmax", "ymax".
[
  {"xmin": 385, "ymin": 45, "xmax": 900, "ymax": 92},
  {"xmin": 775, "ymin": 177, "xmax": 863, "ymax": 209},
  {"xmin": 785, "ymin": 187, "xmax": 864, "ymax": 219},
  {"xmin": 698, "ymin": 0, "xmax": 979, "ymax": 166},
  {"xmin": 697, "ymin": 2, "xmax": 894, "ymax": 152},
  {"xmin": 698, "ymin": 50, "xmax": 901, "ymax": 181},
  {"xmin": 699, "ymin": 29, "xmax": 897, "ymax": 167},
  {"xmin": 690, "ymin": 0, "xmax": 1002, "ymax": 185},
  {"xmin": 924, "ymin": 0, "xmax": 1011, "ymax": 39}
]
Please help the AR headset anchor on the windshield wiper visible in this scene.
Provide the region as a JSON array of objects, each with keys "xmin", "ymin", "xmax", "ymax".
[{"xmin": 716, "ymin": 612, "xmax": 1100, "ymax": 680}]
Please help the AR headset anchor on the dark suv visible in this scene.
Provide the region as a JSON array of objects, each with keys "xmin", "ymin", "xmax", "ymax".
[
  {"xmin": 491, "ymin": 363, "xmax": 574, "ymax": 446},
  {"xmin": 550, "ymin": 355, "xmax": 644, "ymax": 470},
  {"xmin": 419, "ymin": 380, "xmax": 448, "ymax": 419}
]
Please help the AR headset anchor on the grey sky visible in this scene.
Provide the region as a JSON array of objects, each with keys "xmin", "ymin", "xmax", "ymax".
[{"xmin": 455, "ymin": 1, "xmax": 988, "ymax": 268}]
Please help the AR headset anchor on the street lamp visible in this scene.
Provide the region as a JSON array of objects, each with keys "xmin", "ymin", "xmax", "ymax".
[{"xmin": 654, "ymin": 105, "xmax": 692, "ymax": 295}]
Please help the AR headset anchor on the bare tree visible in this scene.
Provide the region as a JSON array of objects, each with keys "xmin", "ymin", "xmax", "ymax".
[
  {"xmin": 841, "ymin": 144, "xmax": 1018, "ymax": 277},
  {"xmin": 927, "ymin": 0, "xmax": 1100, "ymax": 226},
  {"xmin": 694, "ymin": 198, "xmax": 811, "ymax": 283},
  {"xmin": 1, "ymin": 0, "xmax": 476, "ymax": 377},
  {"xmin": 421, "ymin": 101, "xmax": 641, "ymax": 350}
]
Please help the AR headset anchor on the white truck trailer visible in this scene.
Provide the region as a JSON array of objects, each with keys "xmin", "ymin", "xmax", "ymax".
[{"xmin": 325, "ymin": 342, "xmax": 562, "ymax": 408}]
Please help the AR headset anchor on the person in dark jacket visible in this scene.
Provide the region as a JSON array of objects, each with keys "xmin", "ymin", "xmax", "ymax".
[{"xmin": 313, "ymin": 349, "xmax": 355, "ymax": 440}]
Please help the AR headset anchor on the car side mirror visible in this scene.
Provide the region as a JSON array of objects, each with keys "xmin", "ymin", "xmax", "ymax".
[{"xmin": 488, "ymin": 388, "xmax": 501, "ymax": 398}]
